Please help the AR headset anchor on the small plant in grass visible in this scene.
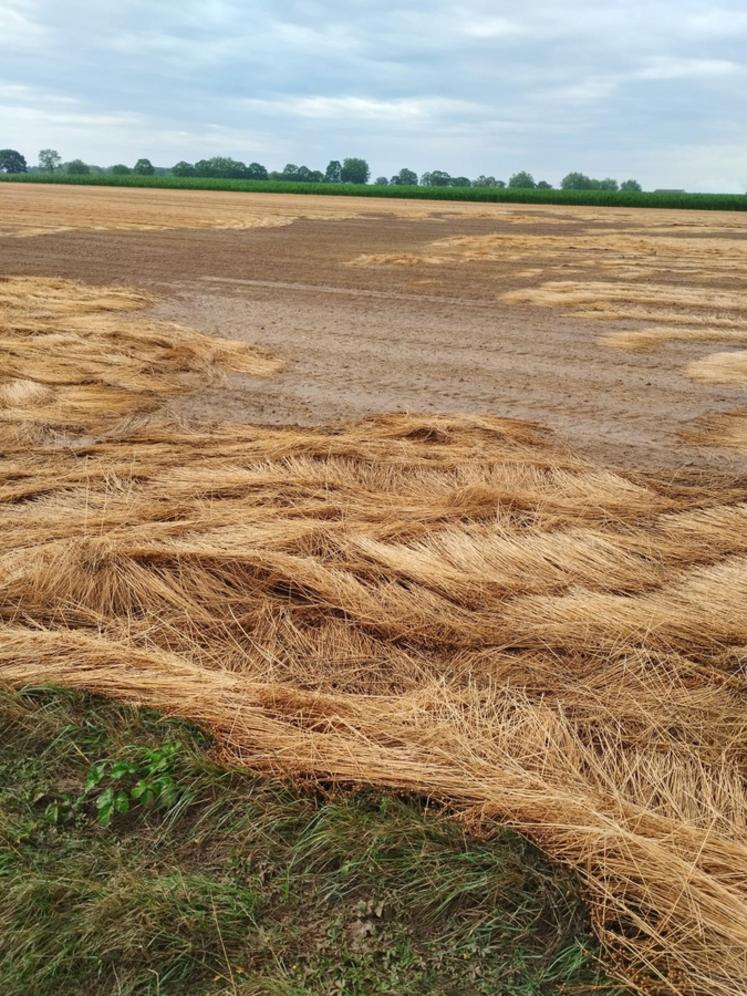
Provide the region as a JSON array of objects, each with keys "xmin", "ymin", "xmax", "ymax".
[
  {"xmin": 84, "ymin": 740, "xmax": 182, "ymax": 826},
  {"xmin": 47, "ymin": 740, "xmax": 185, "ymax": 827}
]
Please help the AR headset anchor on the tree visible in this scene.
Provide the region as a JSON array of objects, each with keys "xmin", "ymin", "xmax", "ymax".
[
  {"xmin": 340, "ymin": 157, "xmax": 370, "ymax": 184},
  {"xmin": 536, "ymin": 180, "xmax": 553, "ymax": 189},
  {"xmin": 620, "ymin": 179, "xmax": 642, "ymax": 192},
  {"xmin": 172, "ymin": 161, "xmax": 194, "ymax": 177},
  {"xmin": 193, "ymin": 157, "xmax": 247, "ymax": 179},
  {"xmin": 111, "ymin": 163, "xmax": 132, "ymax": 175},
  {"xmin": 597, "ymin": 177, "xmax": 619, "ymax": 191},
  {"xmin": 0, "ymin": 149, "xmax": 27, "ymax": 173},
  {"xmin": 450, "ymin": 176, "xmax": 471, "ymax": 187},
  {"xmin": 391, "ymin": 167, "xmax": 417, "ymax": 186},
  {"xmin": 38, "ymin": 149, "xmax": 61, "ymax": 171},
  {"xmin": 324, "ymin": 160, "xmax": 342, "ymax": 183},
  {"xmin": 217, "ymin": 157, "xmax": 245, "ymax": 178},
  {"xmin": 508, "ymin": 171, "xmax": 535, "ymax": 188},
  {"xmin": 245, "ymin": 162, "xmax": 268, "ymax": 180},
  {"xmin": 66, "ymin": 159, "xmax": 90, "ymax": 175},
  {"xmin": 375, "ymin": 176, "xmax": 389, "ymax": 185},
  {"xmin": 133, "ymin": 158, "xmax": 155, "ymax": 175},
  {"xmin": 421, "ymin": 170, "xmax": 451, "ymax": 186},
  {"xmin": 473, "ymin": 175, "xmax": 497, "ymax": 187},
  {"xmin": 561, "ymin": 172, "xmax": 593, "ymax": 190}
]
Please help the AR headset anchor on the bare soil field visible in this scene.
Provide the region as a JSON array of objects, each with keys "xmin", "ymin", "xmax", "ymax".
[
  {"xmin": 1, "ymin": 183, "xmax": 747, "ymax": 996},
  {"xmin": 1, "ymin": 182, "xmax": 745, "ymax": 468}
]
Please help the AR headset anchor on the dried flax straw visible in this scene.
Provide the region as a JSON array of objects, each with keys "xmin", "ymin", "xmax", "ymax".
[{"xmin": 2, "ymin": 276, "xmax": 747, "ymax": 996}]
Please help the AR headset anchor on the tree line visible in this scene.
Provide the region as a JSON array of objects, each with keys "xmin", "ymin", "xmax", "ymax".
[{"xmin": 0, "ymin": 148, "xmax": 643, "ymax": 191}]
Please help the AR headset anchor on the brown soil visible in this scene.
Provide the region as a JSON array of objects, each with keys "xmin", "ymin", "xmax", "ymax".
[{"xmin": 1, "ymin": 182, "xmax": 745, "ymax": 470}]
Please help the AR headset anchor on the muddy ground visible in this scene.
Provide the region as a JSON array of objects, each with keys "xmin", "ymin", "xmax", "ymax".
[{"xmin": 1, "ymin": 185, "xmax": 744, "ymax": 470}]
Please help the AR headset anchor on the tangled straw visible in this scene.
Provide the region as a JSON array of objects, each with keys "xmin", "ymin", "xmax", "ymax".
[{"xmin": 2, "ymin": 277, "xmax": 746, "ymax": 994}]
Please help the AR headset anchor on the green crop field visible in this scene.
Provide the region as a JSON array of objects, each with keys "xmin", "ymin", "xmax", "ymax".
[{"xmin": 1, "ymin": 171, "xmax": 745, "ymax": 211}]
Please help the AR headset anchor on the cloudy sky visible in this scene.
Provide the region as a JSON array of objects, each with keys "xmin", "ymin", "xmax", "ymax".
[{"xmin": 2, "ymin": 0, "xmax": 746, "ymax": 190}]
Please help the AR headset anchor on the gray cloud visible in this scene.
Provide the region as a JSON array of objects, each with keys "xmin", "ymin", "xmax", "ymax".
[{"xmin": 1, "ymin": 0, "xmax": 745, "ymax": 190}]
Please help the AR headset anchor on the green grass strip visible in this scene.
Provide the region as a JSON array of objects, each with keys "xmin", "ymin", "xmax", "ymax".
[{"xmin": 0, "ymin": 687, "xmax": 626, "ymax": 996}]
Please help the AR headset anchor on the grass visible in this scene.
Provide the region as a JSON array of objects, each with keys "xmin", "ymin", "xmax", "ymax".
[
  {"xmin": 2, "ymin": 171, "xmax": 746, "ymax": 211},
  {"xmin": 0, "ymin": 686, "xmax": 621, "ymax": 996}
]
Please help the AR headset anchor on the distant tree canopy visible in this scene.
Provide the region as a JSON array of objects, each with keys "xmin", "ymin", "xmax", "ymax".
[
  {"xmin": 171, "ymin": 159, "xmax": 268, "ymax": 180},
  {"xmin": 0, "ymin": 149, "xmax": 27, "ymax": 173},
  {"xmin": 66, "ymin": 159, "xmax": 90, "ymax": 175},
  {"xmin": 508, "ymin": 171, "xmax": 536, "ymax": 189},
  {"xmin": 38, "ymin": 149, "xmax": 61, "ymax": 171},
  {"xmin": 246, "ymin": 162, "xmax": 268, "ymax": 180},
  {"xmin": 324, "ymin": 160, "xmax": 342, "ymax": 183},
  {"xmin": 421, "ymin": 170, "xmax": 450, "ymax": 187},
  {"xmin": 271, "ymin": 163, "xmax": 324, "ymax": 182},
  {"xmin": 562, "ymin": 172, "xmax": 639, "ymax": 191},
  {"xmin": 340, "ymin": 158, "xmax": 370, "ymax": 184},
  {"xmin": 3, "ymin": 145, "xmax": 652, "ymax": 196},
  {"xmin": 390, "ymin": 168, "xmax": 418, "ymax": 186},
  {"xmin": 421, "ymin": 170, "xmax": 475, "ymax": 188},
  {"xmin": 561, "ymin": 172, "xmax": 593, "ymax": 190},
  {"xmin": 172, "ymin": 161, "xmax": 195, "ymax": 177},
  {"xmin": 193, "ymin": 157, "xmax": 247, "ymax": 179},
  {"xmin": 375, "ymin": 176, "xmax": 389, "ymax": 185},
  {"xmin": 133, "ymin": 158, "xmax": 155, "ymax": 176}
]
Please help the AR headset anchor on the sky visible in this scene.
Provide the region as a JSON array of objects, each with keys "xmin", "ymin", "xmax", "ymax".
[{"xmin": 1, "ymin": 0, "xmax": 746, "ymax": 191}]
